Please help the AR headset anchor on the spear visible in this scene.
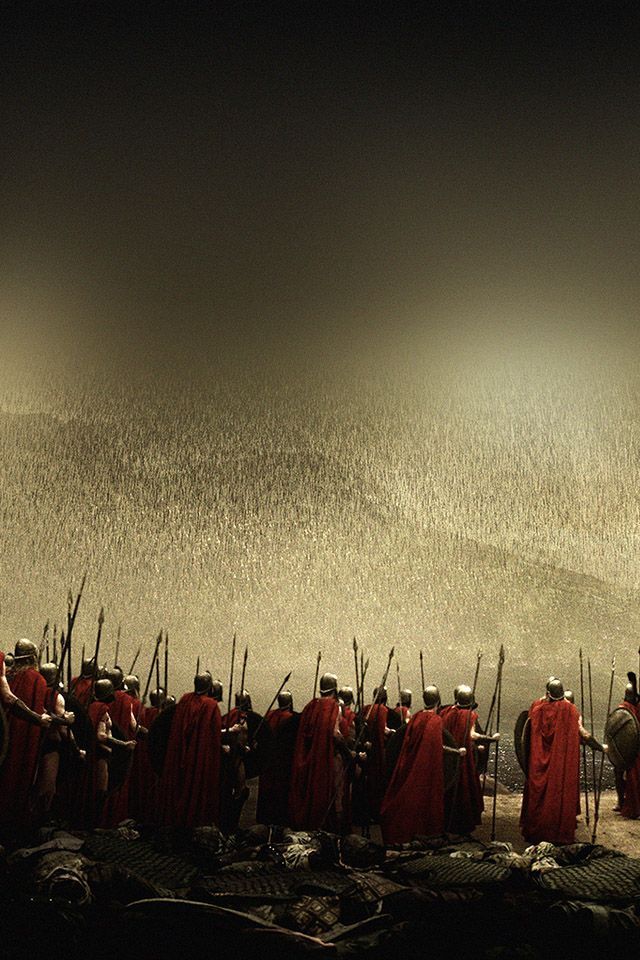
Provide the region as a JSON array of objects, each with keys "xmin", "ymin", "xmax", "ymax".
[
  {"xmin": 490, "ymin": 644, "xmax": 505, "ymax": 840},
  {"xmin": 196, "ymin": 655, "xmax": 200, "ymax": 676},
  {"xmin": 420, "ymin": 649, "xmax": 425, "ymax": 692},
  {"xmin": 129, "ymin": 646, "xmax": 141, "ymax": 674},
  {"xmin": 141, "ymin": 630, "xmax": 163, "ymax": 704},
  {"xmin": 321, "ymin": 647, "xmax": 395, "ymax": 827},
  {"xmin": 226, "ymin": 632, "xmax": 237, "ymax": 719},
  {"xmin": 592, "ymin": 655, "xmax": 615, "ymax": 844},
  {"xmin": 53, "ymin": 626, "xmax": 58, "ymax": 664},
  {"xmin": 447, "ymin": 648, "xmax": 482, "ymax": 833},
  {"xmin": 250, "ymin": 671, "xmax": 293, "ymax": 746},
  {"xmin": 164, "ymin": 631, "xmax": 169, "ymax": 694},
  {"xmin": 66, "ymin": 590, "xmax": 73, "ymax": 689},
  {"xmin": 90, "ymin": 607, "xmax": 105, "ymax": 700},
  {"xmin": 66, "ymin": 570, "xmax": 87, "ymax": 685},
  {"xmin": 240, "ymin": 644, "xmax": 248, "ymax": 696},
  {"xmin": 39, "ymin": 621, "xmax": 50, "ymax": 667},
  {"xmin": 313, "ymin": 649, "xmax": 322, "ymax": 699},
  {"xmin": 579, "ymin": 648, "xmax": 590, "ymax": 825},
  {"xmin": 353, "ymin": 637, "xmax": 360, "ymax": 712},
  {"xmin": 360, "ymin": 650, "xmax": 365, "ymax": 708},
  {"xmin": 588, "ymin": 657, "xmax": 597, "ymax": 817},
  {"xmin": 361, "ymin": 657, "xmax": 370, "ymax": 706},
  {"xmin": 155, "ymin": 654, "xmax": 161, "ymax": 693}
]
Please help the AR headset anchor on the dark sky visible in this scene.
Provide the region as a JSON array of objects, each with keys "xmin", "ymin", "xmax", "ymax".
[{"xmin": 2, "ymin": 2, "xmax": 640, "ymax": 376}]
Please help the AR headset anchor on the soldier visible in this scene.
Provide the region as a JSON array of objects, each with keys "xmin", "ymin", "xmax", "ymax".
[
  {"xmin": 256, "ymin": 689, "xmax": 299, "ymax": 826},
  {"xmin": 359, "ymin": 686, "xmax": 395, "ymax": 825},
  {"xmin": 338, "ymin": 686, "xmax": 357, "ymax": 739},
  {"xmin": 71, "ymin": 656, "xmax": 97, "ymax": 708},
  {"xmin": 395, "ymin": 689, "xmax": 412, "ymax": 724},
  {"xmin": 102, "ymin": 666, "xmax": 143, "ymax": 826},
  {"xmin": 0, "ymin": 640, "xmax": 70, "ymax": 835},
  {"xmin": 289, "ymin": 673, "xmax": 352, "ymax": 832},
  {"xmin": 441, "ymin": 684, "xmax": 499, "ymax": 834},
  {"xmin": 220, "ymin": 688, "xmax": 260, "ymax": 833},
  {"xmin": 34, "ymin": 662, "xmax": 79, "ymax": 821},
  {"xmin": 159, "ymin": 670, "xmax": 222, "ymax": 828},
  {"xmin": 86, "ymin": 679, "xmax": 136, "ymax": 827},
  {"xmin": 520, "ymin": 677, "xmax": 605, "ymax": 844},
  {"xmin": 381, "ymin": 685, "xmax": 466, "ymax": 843}
]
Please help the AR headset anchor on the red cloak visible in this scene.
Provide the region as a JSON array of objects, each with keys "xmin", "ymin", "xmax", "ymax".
[
  {"xmin": 0, "ymin": 667, "xmax": 46, "ymax": 832},
  {"xmin": 361, "ymin": 703, "xmax": 389, "ymax": 821},
  {"xmin": 289, "ymin": 697, "xmax": 339, "ymax": 829},
  {"xmin": 442, "ymin": 705, "xmax": 484, "ymax": 834},
  {"xmin": 339, "ymin": 706, "xmax": 356, "ymax": 739},
  {"xmin": 520, "ymin": 698, "xmax": 581, "ymax": 844},
  {"xmin": 620, "ymin": 701, "xmax": 640, "ymax": 819},
  {"xmin": 102, "ymin": 689, "xmax": 136, "ymax": 826},
  {"xmin": 256, "ymin": 707, "xmax": 297, "ymax": 825},
  {"xmin": 380, "ymin": 709, "xmax": 445, "ymax": 843},
  {"xmin": 71, "ymin": 675, "xmax": 94, "ymax": 708},
  {"xmin": 159, "ymin": 692, "xmax": 222, "ymax": 828},
  {"xmin": 128, "ymin": 701, "xmax": 159, "ymax": 825}
]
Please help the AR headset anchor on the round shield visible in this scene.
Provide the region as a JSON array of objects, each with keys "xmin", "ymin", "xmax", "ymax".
[
  {"xmin": 0, "ymin": 702, "xmax": 8, "ymax": 769},
  {"xmin": 605, "ymin": 706, "xmax": 640, "ymax": 771},
  {"xmin": 514, "ymin": 710, "xmax": 530, "ymax": 774},
  {"xmin": 443, "ymin": 727, "xmax": 460, "ymax": 790}
]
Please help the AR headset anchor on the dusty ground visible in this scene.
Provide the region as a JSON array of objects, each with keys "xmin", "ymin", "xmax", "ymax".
[{"xmin": 242, "ymin": 782, "xmax": 640, "ymax": 856}]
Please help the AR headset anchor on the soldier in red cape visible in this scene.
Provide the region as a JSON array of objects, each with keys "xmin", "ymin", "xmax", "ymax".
[
  {"xmin": 520, "ymin": 677, "xmax": 605, "ymax": 844},
  {"xmin": 338, "ymin": 686, "xmax": 357, "ymax": 739},
  {"xmin": 82, "ymin": 679, "xmax": 136, "ymax": 828},
  {"xmin": 359, "ymin": 686, "xmax": 394, "ymax": 824},
  {"xmin": 159, "ymin": 671, "xmax": 222, "ymax": 828},
  {"xmin": 381, "ymin": 685, "xmax": 466, "ymax": 843},
  {"xmin": 256, "ymin": 689, "xmax": 298, "ymax": 826},
  {"xmin": 102, "ymin": 667, "xmax": 142, "ymax": 826},
  {"xmin": 394, "ymin": 689, "xmax": 412, "ymax": 725},
  {"xmin": 129, "ymin": 684, "xmax": 165, "ymax": 826},
  {"xmin": 0, "ymin": 640, "xmax": 56, "ymax": 835},
  {"xmin": 71, "ymin": 656, "xmax": 97, "ymax": 708},
  {"xmin": 34, "ymin": 661, "xmax": 79, "ymax": 822},
  {"xmin": 289, "ymin": 673, "xmax": 351, "ymax": 832},
  {"xmin": 441, "ymin": 684, "xmax": 499, "ymax": 834}
]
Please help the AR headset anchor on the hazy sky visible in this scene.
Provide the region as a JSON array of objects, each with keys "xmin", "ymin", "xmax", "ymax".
[{"xmin": 2, "ymin": 4, "xmax": 640, "ymax": 378}]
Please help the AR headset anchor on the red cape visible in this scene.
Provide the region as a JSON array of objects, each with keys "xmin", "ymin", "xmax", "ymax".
[
  {"xmin": 620, "ymin": 701, "xmax": 640, "ymax": 819},
  {"xmin": 289, "ymin": 697, "xmax": 339, "ymax": 829},
  {"xmin": 71, "ymin": 675, "xmax": 94, "ymax": 708},
  {"xmin": 256, "ymin": 708, "xmax": 296, "ymax": 825},
  {"xmin": 380, "ymin": 709, "xmax": 445, "ymax": 843},
  {"xmin": 129, "ymin": 703, "xmax": 160, "ymax": 825},
  {"xmin": 0, "ymin": 667, "xmax": 46, "ymax": 831},
  {"xmin": 160, "ymin": 692, "xmax": 222, "ymax": 828},
  {"xmin": 102, "ymin": 689, "xmax": 136, "ymax": 826},
  {"xmin": 442, "ymin": 705, "xmax": 484, "ymax": 834},
  {"xmin": 339, "ymin": 706, "xmax": 356, "ymax": 738},
  {"xmin": 361, "ymin": 703, "xmax": 389, "ymax": 821},
  {"xmin": 520, "ymin": 698, "xmax": 581, "ymax": 844}
]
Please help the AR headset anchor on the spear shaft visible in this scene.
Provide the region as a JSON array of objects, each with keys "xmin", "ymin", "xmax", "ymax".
[
  {"xmin": 164, "ymin": 631, "xmax": 169, "ymax": 694},
  {"xmin": 240, "ymin": 645, "xmax": 248, "ymax": 695},
  {"xmin": 129, "ymin": 646, "xmax": 141, "ymax": 674},
  {"xmin": 250, "ymin": 671, "xmax": 293, "ymax": 745},
  {"xmin": 592, "ymin": 656, "xmax": 615, "ymax": 844},
  {"xmin": 579, "ymin": 648, "xmax": 590, "ymax": 825},
  {"xmin": 227, "ymin": 632, "xmax": 236, "ymax": 718},
  {"xmin": 90, "ymin": 608, "xmax": 105, "ymax": 700},
  {"xmin": 141, "ymin": 631, "xmax": 163, "ymax": 704},
  {"xmin": 353, "ymin": 638, "xmax": 360, "ymax": 713},
  {"xmin": 588, "ymin": 658, "xmax": 597, "ymax": 816},
  {"xmin": 313, "ymin": 650, "xmax": 322, "ymax": 699},
  {"xmin": 420, "ymin": 649, "xmax": 425, "ymax": 693},
  {"xmin": 490, "ymin": 645, "xmax": 505, "ymax": 841}
]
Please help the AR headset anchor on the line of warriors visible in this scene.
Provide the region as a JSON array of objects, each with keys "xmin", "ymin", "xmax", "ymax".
[{"xmin": 1, "ymin": 640, "xmax": 639, "ymax": 847}]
